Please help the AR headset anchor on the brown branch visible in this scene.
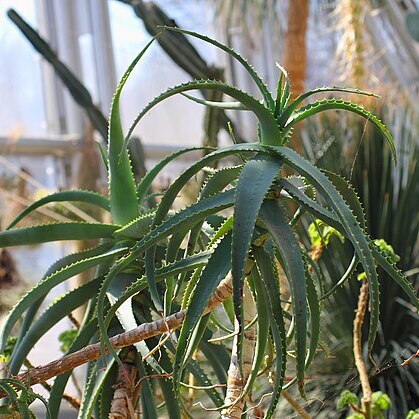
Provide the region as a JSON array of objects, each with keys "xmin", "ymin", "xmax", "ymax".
[
  {"xmin": 282, "ymin": 390, "xmax": 311, "ymax": 419},
  {"xmin": 67, "ymin": 313, "xmax": 80, "ymax": 330},
  {"xmin": 0, "ymin": 276, "xmax": 233, "ymax": 399},
  {"xmin": 353, "ymin": 280, "xmax": 372, "ymax": 419},
  {"xmin": 109, "ymin": 347, "xmax": 139, "ymax": 419},
  {"xmin": 23, "ymin": 359, "xmax": 80, "ymax": 411},
  {"xmin": 401, "ymin": 349, "xmax": 419, "ymax": 366}
]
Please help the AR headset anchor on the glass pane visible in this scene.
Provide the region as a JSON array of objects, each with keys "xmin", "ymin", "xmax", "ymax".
[
  {"xmin": 0, "ymin": 1, "xmax": 47, "ymax": 137},
  {"xmin": 109, "ymin": 0, "xmax": 217, "ymax": 147}
]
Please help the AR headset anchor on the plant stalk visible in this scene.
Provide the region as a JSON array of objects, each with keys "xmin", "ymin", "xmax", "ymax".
[
  {"xmin": 222, "ymin": 280, "xmax": 256, "ymax": 419},
  {"xmin": 282, "ymin": 390, "xmax": 311, "ymax": 419},
  {"xmin": 109, "ymin": 347, "xmax": 139, "ymax": 419},
  {"xmin": 353, "ymin": 280, "xmax": 372, "ymax": 419}
]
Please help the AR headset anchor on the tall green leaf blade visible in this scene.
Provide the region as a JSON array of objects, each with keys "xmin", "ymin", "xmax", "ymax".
[
  {"xmin": 78, "ymin": 356, "xmax": 116, "ymax": 419},
  {"xmin": 268, "ymin": 146, "xmax": 380, "ymax": 351},
  {"xmin": 143, "ymin": 188, "xmax": 235, "ymax": 311},
  {"xmin": 6, "ymin": 190, "xmax": 110, "ymax": 230},
  {"xmin": 181, "ymin": 93, "xmax": 248, "ymax": 110},
  {"xmin": 108, "ymin": 37, "xmax": 156, "ymax": 225},
  {"xmin": 0, "ymin": 222, "xmax": 118, "ymax": 247},
  {"xmin": 278, "ymin": 178, "xmax": 339, "ymax": 228},
  {"xmin": 113, "ymin": 210, "xmax": 156, "ymax": 239},
  {"xmin": 185, "ymin": 357, "xmax": 225, "ymax": 408},
  {"xmin": 136, "ymin": 357, "xmax": 158, "ymax": 419},
  {"xmin": 199, "ymin": 339, "xmax": 229, "ymax": 392},
  {"xmin": 165, "ymin": 166, "xmax": 242, "ymax": 311},
  {"xmin": 241, "ymin": 270, "xmax": 270, "ymax": 399},
  {"xmin": 258, "ymin": 201, "xmax": 307, "ymax": 396},
  {"xmin": 174, "ymin": 234, "xmax": 232, "ymax": 396},
  {"xmin": 252, "ymin": 245, "xmax": 287, "ymax": 417},
  {"xmin": 231, "ymin": 155, "xmax": 281, "ymax": 364},
  {"xmin": 323, "ymin": 170, "xmax": 367, "ymax": 230}
]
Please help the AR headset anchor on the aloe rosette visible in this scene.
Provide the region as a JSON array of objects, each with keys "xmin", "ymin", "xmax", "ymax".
[{"xmin": 0, "ymin": 29, "xmax": 417, "ymax": 418}]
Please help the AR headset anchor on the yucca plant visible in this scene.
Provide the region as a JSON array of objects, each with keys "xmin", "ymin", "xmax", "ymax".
[{"xmin": 0, "ymin": 29, "xmax": 417, "ymax": 418}]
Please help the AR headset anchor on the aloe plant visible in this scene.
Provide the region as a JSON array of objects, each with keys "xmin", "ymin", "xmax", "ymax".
[{"xmin": 0, "ymin": 29, "xmax": 417, "ymax": 418}]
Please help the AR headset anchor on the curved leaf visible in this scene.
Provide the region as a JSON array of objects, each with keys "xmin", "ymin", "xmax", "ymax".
[
  {"xmin": 258, "ymin": 201, "xmax": 307, "ymax": 396},
  {"xmin": 0, "ymin": 222, "xmax": 118, "ymax": 247},
  {"xmin": 0, "ymin": 245, "xmax": 126, "ymax": 351},
  {"xmin": 8, "ymin": 276, "xmax": 103, "ymax": 374},
  {"xmin": 252, "ymin": 245, "xmax": 287, "ymax": 417},
  {"xmin": 124, "ymin": 81, "xmax": 280, "ymax": 149},
  {"xmin": 232, "ymin": 154, "xmax": 281, "ymax": 364},
  {"xmin": 241, "ymin": 269, "xmax": 269, "ymax": 399},
  {"xmin": 162, "ymin": 26, "xmax": 275, "ymax": 110},
  {"xmin": 108, "ymin": 38, "xmax": 156, "ymax": 224},
  {"xmin": 174, "ymin": 233, "xmax": 232, "ymax": 396},
  {"xmin": 78, "ymin": 356, "xmax": 116, "ymax": 419},
  {"xmin": 278, "ymin": 86, "xmax": 378, "ymax": 127},
  {"xmin": 286, "ymin": 99, "xmax": 396, "ymax": 164},
  {"xmin": 137, "ymin": 146, "xmax": 208, "ymax": 204},
  {"xmin": 6, "ymin": 190, "xmax": 110, "ymax": 230},
  {"xmin": 181, "ymin": 93, "xmax": 249, "ymax": 110},
  {"xmin": 143, "ymin": 188, "xmax": 235, "ymax": 311},
  {"xmin": 268, "ymin": 146, "xmax": 380, "ymax": 351}
]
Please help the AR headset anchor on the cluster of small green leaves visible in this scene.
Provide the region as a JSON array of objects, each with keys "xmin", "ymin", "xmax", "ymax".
[
  {"xmin": 357, "ymin": 239, "xmax": 400, "ymax": 281},
  {"xmin": 0, "ymin": 28, "xmax": 417, "ymax": 418},
  {"xmin": 58, "ymin": 329, "xmax": 78, "ymax": 353},
  {"xmin": 308, "ymin": 218, "xmax": 345, "ymax": 247},
  {"xmin": 407, "ymin": 408, "xmax": 419, "ymax": 419},
  {"xmin": 337, "ymin": 389, "xmax": 391, "ymax": 418},
  {"xmin": 0, "ymin": 378, "xmax": 49, "ymax": 419}
]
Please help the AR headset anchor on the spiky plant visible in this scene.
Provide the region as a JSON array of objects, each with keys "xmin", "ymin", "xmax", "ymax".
[
  {"xmin": 0, "ymin": 29, "xmax": 417, "ymax": 418},
  {"xmin": 297, "ymin": 107, "xmax": 419, "ymax": 416}
]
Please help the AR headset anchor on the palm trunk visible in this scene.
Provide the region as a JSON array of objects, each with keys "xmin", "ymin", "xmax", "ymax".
[
  {"xmin": 283, "ymin": 0, "xmax": 308, "ymax": 154},
  {"xmin": 283, "ymin": 0, "xmax": 308, "ymax": 98}
]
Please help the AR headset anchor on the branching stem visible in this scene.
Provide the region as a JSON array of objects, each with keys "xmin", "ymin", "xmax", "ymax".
[
  {"xmin": 353, "ymin": 280, "xmax": 372, "ymax": 419},
  {"xmin": 0, "ymin": 275, "xmax": 233, "ymax": 399}
]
